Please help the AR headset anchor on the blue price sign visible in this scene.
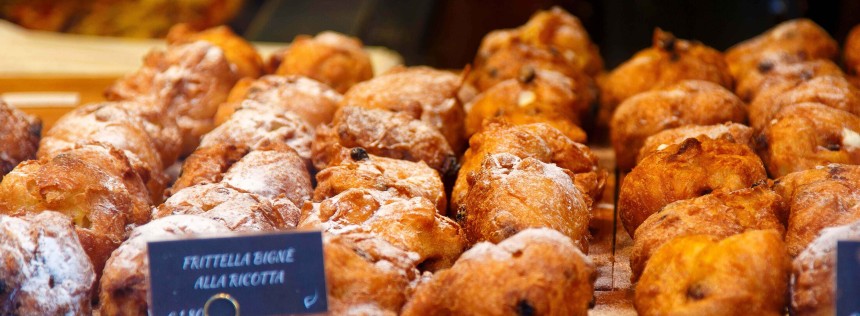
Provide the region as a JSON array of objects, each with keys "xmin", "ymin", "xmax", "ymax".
[
  {"xmin": 838, "ymin": 241, "xmax": 860, "ymax": 316},
  {"xmin": 147, "ymin": 230, "xmax": 328, "ymax": 316}
]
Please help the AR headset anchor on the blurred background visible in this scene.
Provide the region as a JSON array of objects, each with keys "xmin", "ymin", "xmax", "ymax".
[{"xmin": 1, "ymin": 0, "xmax": 858, "ymax": 68}]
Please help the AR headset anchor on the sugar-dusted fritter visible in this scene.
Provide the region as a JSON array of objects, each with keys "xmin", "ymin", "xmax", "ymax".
[
  {"xmin": 610, "ymin": 80, "xmax": 746, "ymax": 170},
  {"xmin": 274, "ymin": 31, "xmax": 373, "ymax": 93},
  {"xmin": 791, "ymin": 220, "xmax": 860, "ymax": 316},
  {"xmin": 214, "ymin": 75, "xmax": 342, "ymax": 127},
  {"xmin": 301, "ymin": 188, "xmax": 465, "ymax": 271},
  {"xmin": 314, "ymin": 148, "xmax": 447, "ymax": 213},
  {"xmin": 756, "ymin": 103, "xmax": 860, "ymax": 178},
  {"xmin": 773, "ymin": 164, "xmax": 860, "ymax": 257},
  {"xmin": 725, "ymin": 19, "xmax": 838, "ymax": 81},
  {"xmin": 598, "ymin": 29, "xmax": 733, "ymax": 124},
  {"xmin": 342, "ymin": 66, "xmax": 466, "ymax": 152},
  {"xmin": 0, "ymin": 144, "xmax": 152, "ymax": 275},
  {"xmin": 465, "ymin": 68, "xmax": 592, "ymax": 142},
  {"xmin": 637, "ymin": 122, "xmax": 754, "ymax": 164},
  {"xmin": 312, "ymin": 106, "xmax": 455, "ymax": 173},
  {"xmin": 452, "ymin": 121, "xmax": 603, "ymax": 212},
  {"xmin": 166, "ymin": 23, "xmax": 264, "ymax": 79},
  {"xmin": 635, "ymin": 230, "xmax": 790, "ymax": 316},
  {"xmin": 0, "ymin": 100, "xmax": 41, "ymax": 176},
  {"xmin": 630, "ymin": 186, "xmax": 784, "ymax": 280},
  {"xmin": 749, "ymin": 75, "xmax": 860, "ymax": 130},
  {"xmin": 401, "ymin": 228, "xmax": 595, "ymax": 316},
  {"xmin": 734, "ymin": 59, "xmax": 843, "ymax": 102},
  {"xmin": 459, "ymin": 153, "xmax": 592, "ymax": 251},
  {"xmin": 519, "ymin": 6, "xmax": 603, "ymax": 76},
  {"xmin": 618, "ymin": 138, "xmax": 768, "ymax": 236}
]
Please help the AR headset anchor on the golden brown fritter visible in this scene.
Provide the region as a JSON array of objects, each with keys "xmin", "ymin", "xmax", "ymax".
[
  {"xmin": 846, "ymin": 24, "xmax": 860, "ymax": 76},
  {"xmin": 401, "ymin": 228, "xmax": 595, "ymax": 316},
  {"xmin": 519, "ymin": 6, "xmax": 603, "ymax": 76},
  {"xmin": 637, "ymin": 123, "xmax": 754, "ymax": 164},
  {"xmin": 465, "ymin": 68, "xmax": 592, "ymax": 141},
  {"xmin": 630, "ymin": 186, "xmax": 785, "ymax": 280},
  {"xmin": 166, "ymin": 23, "xmax": 264, "ymax": 79},
  {"xmin": 611, "ymin": 80, "xmax": 747, "ymax": 170},
  {"xmin": 214, "ymin": 75, "xmax": 342, "ymax": 127},
  {"xmin": 0, "ymin": 144, "xmax": 152, "ymax": 275},
  {"xmin": 275, "ymin": 31, "xmax": 373, "ymax": 93},
  {"xmin": 634, "ymin": 230, "xmax": 790, "ymax": 316},
  {"xmin": 757, "ymin": 103, "xmax": 860, "ymax": 178},
  {"xmin": 105, "ymin": 41, "xmax": 239, "ymax": 154},
  {"xmin": 791, "ymin": 220, "xmax": 860, "ymax": 316},
  {"xmin": 201, "ymin": 100, "xmax": 316, "ymax": 162},
  {"xmin": 734, "ymin": 59, "xmax": 844, "ymax": 102},
  {"xmin": 459, "ymin": 153, "xmax": 592, "ymax": 251},
  {"xmin": 0, "ymin": 100, "xmax": 40, "ymax": 176},
  {"xmin": 452, "ymin": 120, "xmax": 604, "ymax": 212},
  {"xmin": 618, "ymin": 138, "xmax": 768, "ymax": 236},
  {"xmin": 99, "ymin": 215, "xmax": 233, "ymax": 316},
  {"xmin": 342, "ymin": 66, "xmax": 466, "ymax": 152},
  {"xmin": 157, "ymin": 183, "xmax": 300, "ymax": 230},
  {"xmin": 39, "ymin": 102, "xmax": 180, "ymax": 202},
  {"xmin": 301, "ymin": 189, "xmax": 466, "ymax": 271},
  {"xmin": 773, "ymin": 164, "xmax": 860, "ymax": 257},
  {"xmin": 322, "ymin": 232, "xmax": 420, "ymax": 315},
  {"xmin": 598, "ymin": 29, "xmax": 733, "ymax": 125},
  {"xmin": 749, "ymin": 75, "xmax": 860, "ymax": 130},
  {"xmin": 314, "ymin": 148, "xmax": 447, "ymax": 214},
  {"xmin": 0, "ymin": 211, "xmax": 95, "ymax": 316},
  {"xmin": 312, "ymin": 106, "xmax": 455, "ymax": 173},
  {"xmin": 725, "ymin": 19, "xmax": 838, "ymax": 81},
  {"xmin": 170, "ymin": 140, "xmax": 311, "ymax": 207},
  {"xmin": 466, "ymin": 29, "xmax": 590, "ymax": 95}
]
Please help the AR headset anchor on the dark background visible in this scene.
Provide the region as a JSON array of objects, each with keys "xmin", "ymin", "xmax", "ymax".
[{"xmin": 235, "ymin": 0, "xmax": 859, "ymax": 69}]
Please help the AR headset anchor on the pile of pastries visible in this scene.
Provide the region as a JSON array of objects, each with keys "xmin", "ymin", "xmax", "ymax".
[{"xmin": 1, "ymin": 6, "xmax": 859, "ymax": 316}]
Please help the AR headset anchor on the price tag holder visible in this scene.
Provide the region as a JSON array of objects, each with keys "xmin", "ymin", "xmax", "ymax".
[
  {"xmin": 838, "ymin": 241, "xmax": 860, "ymax": 316},
  {"xmin": 147, "ymin": 230, "xmax": 328, "ymax": 316}
]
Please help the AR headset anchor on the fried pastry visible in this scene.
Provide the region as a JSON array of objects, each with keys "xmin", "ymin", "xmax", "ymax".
[
  {"xmin": 201, "ymin": 100, "xmax": 316, "ymax": 162},
  {"xmin": 0, "ymin": 100, "xmax": 40, "ymax": 176},
  {"xmin": 323, "ymin": 232, "xmax": 421, "ymax": 315},
  {"xmin": 598, "ymin": 29, "xmax": 733, "ymax": 124},
  {"xmin": 342, "ymin": 66, "xmax": 466, "ymax": 152},
  {"xmin": 301, "ymin": 188, "xmax": 466, "ymax": 271},
  {"xmin": 0, "ymin": 144, "xmax": 152, "ymax": 275},
  {"xmin": 749, "ymin": 75, "xmax": 860, "ymax": 130},
  {"xmin": 725, "ymin": 19, "xmax": 838, "ymax": 81},
  {"xmin": 618, "ymin": 138, "xmax": 768, "ymax": 236},
  {"xmin": 170, "ymin": 140, "xmax": 311, "ymax": 206},
  {"xmin": 460, "ymin": 153, "xmax": 591, "ymax": 251},
  {"xmin": 312, "ymin": 106, "xmax": 455, "ymax": 173},
  {"xmin": 465, "ymin": 68, "xmax": 592, "ymax": 141},
  {"xmin": 791, "ymin": 220, "xmax": 860, "ymax": 316},
  {"xmin": 846, "ymin": 24, "xmax": 860, "ymax": 76},
  {"xmin": 166, "ymin": 23, "xmax": 264, "ymax": 79},
  {"xmin": 734, "ymin": 59, "xmax": 843, "ymax": 102},
  {"xmin": 214, "ymin": 75, "xmax": 342, "ymax": 127},
  {"xmin": 773, "ymin": 164, "xmax": 860, "ymax": 256},
  {"xmin": 637, "ymin": 122, "xmax": 754, "ymax": 164},
  {"xmin": 519, "ymin": 6, "xmax": 603, "ymax": 76},
  {"xmin": 634, "ymin": 230, "xmax": 789, "ymax": 316},
  {"xmin": 99, "ymin": 215, "xmax": 233, "ymax": 316},
  {"xmin": 630, "ymin": 186, "xmax": 784, "ymax": 280},
  {"xmin": 401, "ymin": 228, "xmax": 595, "ymax": 316},
  {"xmin": 610, "ymin": 80, "xmax": 747, "ymax": 170},
  {"xmin": 452, "ymin": 121, "xmax": 603, "ymax": 212},
  {"xmin": 314, "ymin": 148, "xmax": 447, "ymax": 213},
  {"xmin": 757, "ymin": 103, "xmax": 860, "ymax": 178},
  {"xmin": 157, "ymin": 183, "xmax": 300, "ymax": 230},
  {"xmin": 275, "ymin": 31, "xmax": 373, "ymax": 93},
  {"xmin": 0, "ymin": 211, "xmax": 95, "ymax": 316},
  {"xmin": 105, "ymin": 41, "xmax": 239, "ymax": 154}
]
